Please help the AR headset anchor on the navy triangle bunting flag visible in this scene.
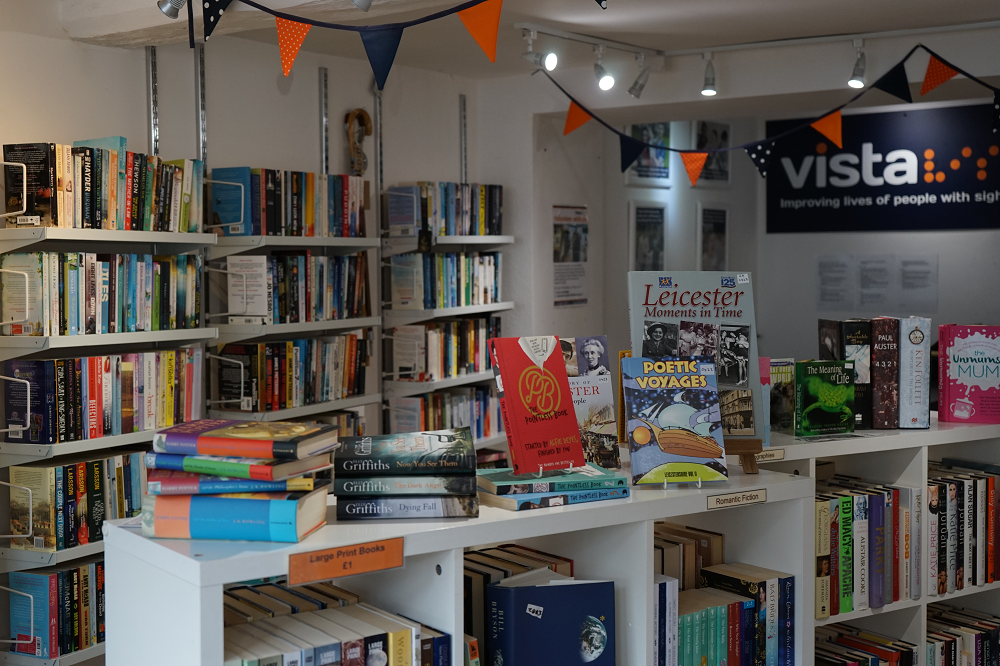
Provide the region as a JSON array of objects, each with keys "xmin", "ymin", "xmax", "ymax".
[
  {"xmin": 872, "ymin": 61, "xmax": 912, "ymax": 103},
  {"xmin": 203, "ymin": 0, "xmax": 234, "ymax": 40},
  {"xmin": 360, "ymin": 27, "xmax": 404, "ymax": 90},
  {"xmin": 993, "ymin": 92, "xmax": 1000, "ymax": 136},
  {"xmin": 619, "ymin": 133, "xmax": 647, "ymax": 172},
  {"xmin": 745, "ymin": 141, "xmax": 774, "ymax": 178}
]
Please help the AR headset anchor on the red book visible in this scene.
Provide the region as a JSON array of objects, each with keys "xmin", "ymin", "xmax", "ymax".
[
  {"xmin": 123, "ymin": 152, "xmax": 134, "ymax": 231},
  {"xmin": 488, "ymin": 336, "xmax": 585, "ymax": 475},
  {"xmin": 727, "ymin": 600, "xmax": 739, "ymax": 666},
  {"xmin": 76, "ymin": 461, "xmax": 89, "ymax": 545},
  {"xmin": 88, "ymin": 357, "xmax": 101, "ymax": 439}
]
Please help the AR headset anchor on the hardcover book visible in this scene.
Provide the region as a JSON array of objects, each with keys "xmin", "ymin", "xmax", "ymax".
[
  {"xmin": 898, "ymin": 317, "xmax": 931, "ymax": 428},
  {"xmin": 143, "ymin": 450, "xmax": 334, "ymax": 481},
  {"xmin": 621, "ymin": 355, "xmax": 727, "ymax": 485},
  {"xmin": 841, "ymin": 319, "xmax": 872, "ymax": 430},
  {"xmin": 769, "ymin": 358, "xmax": 795, "ymax": 435},
  {"xmin": 488, "ymin": 336, "xmax": 585, "ymax": 475},
  {"xmin": 871, "ymin": 317, "xmax": 900, "ymax": 429},
  {"xmin": 794, "ymin": 361, "xmax": 855, "ymax": 437},
  {"xmin": 478, "ymin": 485, "xmax": 630, "ymax": 511},
  {"xmin": 563, "ymin": 337, "xmax": 619, "ymax": 469},
  {"xmin": 152, "ymin": 419, "xmax": 339, "ymax": 460},
  {"xmin": 332, "ymin": 475, "xmax": 477, "ymax": 497},
  {"xmin": 477, "ymin": 462, "xmax": 626, "ymax": 495},
  {"xmin": 335, "ymin": 496, "xmax": 479, "ymax": 520},
  {"xmin": 334, "ymin": 427, "xmax": 476, "ymax": 477},
  {"xmin": 938, "ymin": 325, "xmax": 1000, "ymax": 423},
  {"xmin": 627, "ymin": 271, "xmax": 767, "ymax": 446}
]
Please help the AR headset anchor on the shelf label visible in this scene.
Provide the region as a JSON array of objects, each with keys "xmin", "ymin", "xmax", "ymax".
[
  {"xmin": 707, "ymin": 488, "xmax": 767, "ymax": 510},
  {"xmin": 755, "ymin": 448, "xmax": 785, "ymax": 462},
  {"xmin": 288, "ymin": 537, "xmax": 404, "ymax": 586}
]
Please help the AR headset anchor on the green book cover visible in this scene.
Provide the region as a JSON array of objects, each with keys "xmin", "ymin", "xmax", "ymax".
[
  {"xmin": 683, "ymin": 614, "xmax": 694, "ymax": 666},
  {"xmin": 706, "ymin": 606, "xmax": 716, "ymax": 666},
  {"xmin": 143, "ymin": 157, "xmax": 155, "ymax": 231},
  {"xmin": 164, "ymin": 159, "xmax": 192, "ymax": 233},
  {"xmin": 794, "ymin": 360, "xmax": 855, "ymax": 437},
  {"xmin": 717, "ymin": 603, "xmax": 726, "ymax": 666},
  {"xmin": 477, "ymin": 462, "xmax": 627, "ymax": 495},
  {"xmin": 151, "ymin": 264, "xmax": 161, "ymax": 331},
  {"xmin": 838, "ymin": 494, "xmax": 854, "ymax": 613},
  {"xmin": 335, "ymin": 427, "xmax": 475, "ymax": 476}
]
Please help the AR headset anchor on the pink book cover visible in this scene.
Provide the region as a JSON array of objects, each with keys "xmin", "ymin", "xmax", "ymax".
[{"xmin": 939, "ymin": 324, "xmax": 1000, "ymax": 423}]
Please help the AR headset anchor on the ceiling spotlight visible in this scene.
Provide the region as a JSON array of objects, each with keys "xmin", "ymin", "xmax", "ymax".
[
  {"xmin": 848, "ymin": 40, "xmax": 866, "ymax": 89},
  {"xmin": 701, "ymin": 53, "xmax": 717, "ymax": 96},
  {"xmin": 157, "ymin": 0, "xmax": 186, "ymax": 19},
  {"xmin": 594, "ymin": 46, "xmax": 614, "ymax": 91},
  {"xmin": 628, "ymin": 54, "xmax": 651, "ymax": 99},
  {"xmin": 351, "ymin": 0, "xmax": 373, "ymax": 11},
  {"xmin": 521, "ymin": 31, "xmax": 557, "ymax": 71}
]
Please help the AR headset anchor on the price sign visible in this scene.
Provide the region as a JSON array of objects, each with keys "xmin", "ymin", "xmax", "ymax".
[{"xmin": 288, "ymin": 537, "xmax": 404, "ymax": 586}]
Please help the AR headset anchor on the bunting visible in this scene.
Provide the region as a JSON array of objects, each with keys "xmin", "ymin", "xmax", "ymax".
[
  {"xmin": 681, "ymin": 152, "xmax": 708, "ymax": 186},
  {"xmin": 594, "ymin": 0, "xmax": 607, "ymax": 7},
  {"xmin": 921, "ymin": 55, "xmax": 959, "ymax": 95},
  {"xmin": 203, "ymin": 0, "xmax": 234, "ymax": 40},
  {"xmin": 360, "ymin": 27, "xmax": 405, "ymax": 90},
  {"xmin": 563, "ymin": 101, "xmax": 592, "ymax": 136},
  {"xmin": 745, "ymin": 141, "xmax": 774, "ymax": 178},
  {"xmin": 276, "ymin": 17, "xmax": 311, "ymax": 77},
  {"xmin": 994, "ymin": 92, "xmax": 1000, "ymax": 135},
  {"xmin": 810, "ymin": 110, "xmax": 843, "ymax": 149},
  {"xmin": 872, "ymin": 61, "xmax": 912, "ymax": 103},
  {"xmin": 619, "ymin": 134, "xmax": 647, "ymax": 172},
  {"xmin": 458, "ymin": 0, "xmax": 504, "ymax": 63}
]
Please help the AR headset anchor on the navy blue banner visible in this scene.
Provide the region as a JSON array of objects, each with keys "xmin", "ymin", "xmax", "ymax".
[{"xmin": 766, "ymin": 103, "xmax": 1000, "ymax": 233}]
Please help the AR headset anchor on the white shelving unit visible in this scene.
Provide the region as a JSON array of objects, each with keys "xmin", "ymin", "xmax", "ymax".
[
  {"xmin": 382, "ymin": 301, "xmax": 514, "ymax": 329},
  {"xmin": 215, "ymin": 316, "xmax": 382, "ymax": 347},
  {"xmin": 207, "ymin": 393, "xmax": 383, "ymax": 422},
  {"xmin": 383, "ymin": 369, "xmax": 494, "ymax": 399},
  {"xmin": 381, "ymin": 234, "xmax": 515, "ymax": 256},
  {"xmin": 208, "ymin": 235, "xmax": 379, "ymax": 261},
  {"xmin": 0, "ymin": 641, "xmax": 105, "ymax": 666}
]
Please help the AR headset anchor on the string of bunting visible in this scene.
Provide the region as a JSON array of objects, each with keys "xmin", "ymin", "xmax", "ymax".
[
  {"xmin": 551, "ymin": 44, "xmax": 1000, "ymax": 186},
  {"xmin": 197, "ymin": 0, "xmax": 505, "ymax": 88}
]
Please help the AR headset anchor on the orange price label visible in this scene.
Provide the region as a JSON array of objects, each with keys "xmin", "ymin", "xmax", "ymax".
[{"xmin": 288, "ymin": 537, "xmax": 404, "ymax": 586}]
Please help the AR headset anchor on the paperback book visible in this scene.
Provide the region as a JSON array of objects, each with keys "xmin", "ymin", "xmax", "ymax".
[
  {"xmin": 152, "ymin": 419, "xmax": 340, "ymax": 460},
  {"xmin": 794, "ymin": 361, "xmax": 855, "ymax": 437},
  {"xmin": 333, "ymin": 427, "xmax": 476, "ymax": 477},
  {"xmin": 478, "ymin": 486, "xmax": 630, "ymax": 511},
  {"xmin": 938, "ymin": 324, "xmax": 1000, "ymax": 423},
  {"xmin": 335, "ymin": 496, "xmax": 479, "ymax": 520},
  {"xmin": 477, "ymin": 462, "xmax": 626, "ymax": 495}
]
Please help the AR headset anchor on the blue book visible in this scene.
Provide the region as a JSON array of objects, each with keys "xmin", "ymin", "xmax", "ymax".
[
  {"xmin": 112, "ymin": 355, "xmax": 122, "ymax": 436},
  {"xmin": 868, "ymin": 491, "xmax": 885, "ymax": 609},
  {"xmin": 210, "ymin": 167, "xmax": 253, "ymax": 236},
  {"xmin": 294, "ymin": 339, "xmax": 308, "ymax": 404},
  {"xmin": 74, "ymin": 136, "xmax": 127, "ymax": 228},
  {"xmin": 129, "ymin": 254, "xmax": 139, "ymax": 332},
  {"xmin": 54, "ymin": 466, "xmax": 65, "ymax": 551},
  {"xmin": 486, "ymin": 576, "xmax": 615, "ymax": 666},
  {"xmin": 480, "ymin": 486, "xmax": 629, "ymax": 511},
  {"xmin": 3, "ymin": 360, "xmax": 55, "ymax": 444},
  {"xmin": 100, "ymin": 262, "xmax": 110, "ymax": 333},
  {"xmin": 67, "ymin": 255, "xmax": 79, "ymax": 335},
  {"xmin": 8, "ymin": 569, "xmax": 57, "ymax": 658},
  {"xmin": 431, "ymin": 627, "xmax": 451, "ymax": 666},
  {"xmin": 446, "ymin": 182, "xmax": 456, "ymax": 235}
]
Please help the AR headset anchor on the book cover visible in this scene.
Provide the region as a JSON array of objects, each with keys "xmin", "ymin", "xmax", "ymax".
[
  {"xmin": 794, "ymin": 361, "xmax": 855, "ymax": 437},
  {"xmin": 8, "ymin": 569, "xmax": 57, "ymax": 657},
  {"xmin": 897, "ymin": 317, "xmax": 931, "ymax": 428},
  {"xmin": 818, "ymin": 319, "xmax": 842, "ymax": 361},
  {"xmin": 143, "ymin": 450, "xmax": 333, "ymax": 481},
  {"xmin": 478, "ymin": 485, "xmax": 630, "ymax": 511},
  {"xmin": 840, "ymin": 320, "xmax": 872, "ymax": 430},
  {"xmin": 332, "ymin": 476, "xmax": 477, "ymax": 497},
  {"xmin": 815, "ymin": 499, "xmax": 831, "ymax": 619},
  {"xmin": 928, "ymin": 484, "xmax": 940, "ymax": 595},
  {"xmin": 210, "ymin": 167, "xmax": 252, "ymax": 236},
  {"xmin": 336, "ymin": 496, "xmax": 480, "ymax": 520},
  {"xmin": 334, "ymin": 427, "xmax": 475, "ymax": 477},
  {"xmin": 769, "ymin": 358, "xmax": 795, "ymax": 435},
  {"xmin": 621, "ymin": 356, "xmax": 727, "ymax": 485},
  {"xmin": 563, "ymin": 336, "xmax": 620, "ymax": 470},
  {"xmin": 871, "ymin": 317, "xmax": 900, "ymax": 429},
  {"xmin": 3, "ymin": 143, "xmax": 55, "ymax": 226},
  {"xmin": 476, "ymin": 462, "xmax": 626, "ymax": 496},
  {"xmin": 153, "ymin": 419, "xmax": 338, "ymax": 460},
  {"xmin": 938, "ymin": 325, "xmax": 1000, "ymax": 423},
  {"xmin": 9, "ymin": 463, "xmax": 56, "ymax": 552},
  {"xmin": 1, "ymin": 252, "xmax": 46, "ymax": 336},
  {"xmin": 4, "ymin": 359, "xmax": 55, "ymax": 444}
]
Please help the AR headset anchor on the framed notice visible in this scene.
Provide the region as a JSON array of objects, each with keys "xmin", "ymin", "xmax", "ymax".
[
  {"xmin": 553, "ymin": 205, "xmax": 589, "ymax": 307},
  {"xmin": 691, "ymin": 121, "xmax": 731, "ymax": 185},
  {"xmin": 624, "ymin": 123, "xmax": 671, "ymax": 187},
  {"xmin": 629, "ymin": 201, "xmax": 667, "ymax": 271},
  {"xmin": 697, "ymin": 204, "xmax": 727, "ymax": 271}
]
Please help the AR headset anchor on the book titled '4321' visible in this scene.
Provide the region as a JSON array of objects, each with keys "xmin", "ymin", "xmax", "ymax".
[{"xmin": 334, "ymin": 426, "xmax": 476, "ymax": 476}]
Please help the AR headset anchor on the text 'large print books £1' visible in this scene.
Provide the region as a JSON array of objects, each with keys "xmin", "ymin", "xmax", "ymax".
[
  {"xmin": 488, "ymin": 336, "xmax": 585, "ymax": 475},
  {"xmin": 621, "ymin": 355, "xmax": 728, "ymax": 485},
  {"xmin": 334, "ymin": 426, "xmax": 476, "ymax": 477},
  {"xmin": 152, "ymin": 419, "xmax": 340, "ymax": 460}
]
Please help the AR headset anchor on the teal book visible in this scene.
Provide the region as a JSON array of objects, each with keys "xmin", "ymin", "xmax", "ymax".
[
  {"xmin": 478, "ymin": 486, "xmax": 630, "ymax": 511},
  {"xmin": 477, "ymin": 462, "xmax": 627, "ymax": 496},
  {"xmin": 333, "ymin": 475, "xmax": 477, "ymax": 497},
  {"xmin": 210, "ymin": 167, "xmax": 252, "ymax": 236}
]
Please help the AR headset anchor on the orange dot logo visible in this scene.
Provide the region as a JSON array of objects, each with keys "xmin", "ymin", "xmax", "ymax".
[
  {"xmin": 924, "ymin": 149, "xmax": 935, "ymax": 159},
  {"xmin": 978, "ymin": 170, "xmax": 988, "ymax": 181},
  {"xmin": 518, "ymin": 365, "xmax": 561, "ymax": 416},
  {"xmin": 977, "ymin": 158, "xmax": 988, "ymax": 168},
  {"xmin": 923, "ymin": 172, "xmax": 934, "ymax": 183},
  {"xmin": 816, "ymin": 143, "xmax": 828, "ymax": 155},
  {"xmin": 924, "ymin": 161, "xmax": 935, "ymax": 171},
  {"xmin": 950, "ymin": 159, "xmax": 961, "ymax": 170},
  {"xmin": 962, "ymin": 147, "xmax": 973, "ymax": 158},
  {"xmin": 990, "ymin": 146, "xmax": 999, "ymax": 156},
  {"xmin": 935, "ymin": 172, "xmax": 946, "ymax": 183}
]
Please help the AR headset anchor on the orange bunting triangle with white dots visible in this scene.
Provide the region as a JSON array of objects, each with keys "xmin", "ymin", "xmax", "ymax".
[
  {"xmin": 276, "ymin": 17, "xmax": 311, "ymax": 77},
  {"xmin": 810, "ymin": 110, "xmax": 843, "ymax": 149},
  {"xmin": 563, "ymin": 102, "xmax": 592, "ymax": 136},
  {"xmin": 681, "ymin": 152, "xmax": 708, "ymax": 186},
  {"xmin": 920, "ymin": 55, "xmax": 959, "ymax": 95}
]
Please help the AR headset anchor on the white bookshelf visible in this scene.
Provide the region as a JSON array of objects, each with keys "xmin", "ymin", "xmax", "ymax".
[
  {"xmin": 208, "ymin": 235, "xmax": 379, "ymax": 261},
  {"xmin": 0, "ymin": 541, "xmax": 104, "ymax": 575},
  {"xmin": 0, "ymin": 228, "xmax": 217, "ymax": 255},
  {"xmin": 382, "ymin": 301, "xmax": 514, "ymax": 328},
  {"xmin": 207, "ymin": 392, "xmax": 382, "ymax": 421},
  {"xmin": 474, "ymin": 431, "xmax": 507, "ymax": 450},
  {"xmin": 383, "ymin": 369, "xmax": 494, "ymax": 398},
  {"xmin": 0, "ymin": 430, "xmax": 156, "ymax": 468},
  {"xmin": 0, "ymin": 643, "xmax": 105, "ymax": 666},
  {"xmin": 381, "ymin": 234, "xmax": 514, "ymax": 256},
  {"xmin": 215, "ymin": 316, "xmax": 381, "ymax": 346},
  {"xmin": 0, "ymin": 329, "xmax": 219, "ymax": 363}
]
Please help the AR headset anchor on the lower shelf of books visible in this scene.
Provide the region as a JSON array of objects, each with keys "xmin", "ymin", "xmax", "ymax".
[
  {"xmin": 0, "ymin": 541, "xmax": 104, "ymax": 575},
  {"xmin": 0, "ymin": 641, "xmax": 105, "ymax": 666},
  {"xmin": 206, "ymin": 393, "xmax": 381, "ymax": 421}
]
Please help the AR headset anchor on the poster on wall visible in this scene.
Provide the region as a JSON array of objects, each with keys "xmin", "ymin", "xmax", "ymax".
[
  {"xmin": 815, "ymin": 253, "xmax": 939, "ymax": 311},
  {"xmin": 553, "ymin": 205, "xmax": 588, "ymax": 307},
  {"xmin": 630, "ymin": 201, "xmax": 666, "ymax": 271},
  {"xmin": 625, "ymin": 123, "xmax": 671, "ymax": 187},
  {"xmin": 692, "ymin": 121, "xmax": 731, "ymax": 184},
  {"xmin": 767, "ymin": 101, "xmax": 1000, "ymax": 232},
  {"xmin": 698, "ymin": 206, "xmax": 727, "ymax": 271}
]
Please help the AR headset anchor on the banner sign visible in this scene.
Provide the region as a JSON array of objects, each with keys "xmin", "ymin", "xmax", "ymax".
[{"xmin": 767, "ymin": 103, "xmax": 1000, "ymax": 233}]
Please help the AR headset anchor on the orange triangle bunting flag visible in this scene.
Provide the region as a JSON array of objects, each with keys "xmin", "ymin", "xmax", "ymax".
[
  {"xmin": 921, "ymin": 55, "xmax": 958, "ymax": 95},
  {"xmin": 276, "ymin": 17, "xmax": 311, "ymax": 77},
  {"xmin": 563, "ymin": 101, "xmax": 592, "ymax": 136},
  {"xmin": 458, "ymin": 0, "xmax": 503, "ymax": 63},
  {"xmin": 810, "ymin": 110, "xmax": 843, "ymax": 149},
  {"xmin": 681, "ymin": 152, "xmax": 708, "ymax": 186}
]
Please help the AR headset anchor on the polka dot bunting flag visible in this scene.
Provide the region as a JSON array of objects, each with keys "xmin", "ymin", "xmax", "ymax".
[
  {"xmin": 276, "ymin": 17, "xmax": 312, "ymax": 77},
  {"xmin": 745, "ymin": 141, "xmax": 774, "ymax": 178},
  {"xmin": 993, "ymin": 92, "xmax": 1000, "ymax": 136},
  {"xmin": 202, "ymin": 0, "xmax": 233, "ymax": 41},
  {"xmin": 920, "ymin": 55, "xmax": 958, "ymax": 96}
]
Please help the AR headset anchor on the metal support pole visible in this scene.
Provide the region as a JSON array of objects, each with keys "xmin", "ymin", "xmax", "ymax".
[
  {"xmin": 194, "ymin": 43, "xmax": 208, "ymax": 164},
  {"xmin": 319, "ymin": 67, "xmax": 329, "ymax": 175},
  {"xmin": 459, "ymin": 93, "xmax": 468, "ymax": 183},
  {"xmin": 145, "ymin": 46, "xmax": 160, "ymax": 156}
]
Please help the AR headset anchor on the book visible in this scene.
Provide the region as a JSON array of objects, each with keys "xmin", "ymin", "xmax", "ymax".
[
  {"xmin": 334, "ymin": 427, "xmax": 475, "ymax": 477},
  {"xmin": 143, "ymin": 450, "xmax": 334, "ymax": 481},
  {"xmin": 1, "ymin": 252, "xmax": 47, "ymax": 336},
  {"xmin": 840, "ymin": 320, "xmax": 872, "ymax": 430},
  {"xmin": 621, "ymin": 355, "xmax": 727, "ymax": 485},
  {"xmin": 141, "ymin": 485, "xmax": 329, "ymax": 542},
  {"xmin": 938, "ymin": 325, "xmax": 1000, "ymax": 423},
  {"xmin": 3, "ymin": 143, "xmax": 56, "ymax": 227},
  {"xmin": 487, "ymin": 336, "xmax": 584, "ymax": 475},
  {"xmin": 210, "ymin": 167, "xmax": 252, "ymax": 235},
  {"xmin": 816, "ymin": 498, "xmax": 832, "ymax": 619},
  {"xmin": 152, "ymin": 419, "xmax": 339, "ymax": 460},
  {"xmin": 145, "ymin": 469, "xmax": 315, "ymax": 495},
  {"xmin": 478, "ymin": 485, "xmax": 629, "ymax": 511},
  {"xmin": 794, "ymin": 361, "xmax": 855, "ymax": 437},
  {"xmin": 769, "ymin": 358, "xmax": 795, "ymax": 435},
  {"xmin": 476, "ymin": 462, "xmax": 626, "ymax": 495},
  {"xmin": 563, "ymin": 336, "xmax": 620, "ymax": 469},
  {"xmin": 335, "ymin": 496, "xmax": 479, "ymax": 520},
  {"xmin": 871, "ymin": 318, "xmax": 900, "ymax": 429},
  {"xmin": 332, "ymin": 476, "xmax": 477, "ymax": 496},
  {"xmin": 226, "ymin": 255, "xmax": 271, "ymax": 324},
  {"xmin": 897, "ymin": 317, "xmax": 931, "ymax": 429}
]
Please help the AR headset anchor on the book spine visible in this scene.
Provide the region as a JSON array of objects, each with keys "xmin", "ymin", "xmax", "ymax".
[
  {"xmin": 928, "ymin": 485, "xmax": 939, "ymax": 595},
  {"xmin": 869, "ymin": 493, "xmax": 885, "ymax": 609},
  {"xmin": 485, "ymin": 585, "xmax": 514, "ymax": 666},
  {"xmin": 839, "ymin": 496, "xmax": 854, "ymax": 613},
  {"xmin": 829, "ymin": 498, "xmax": 840, "ymax": 615},
  {"xmin": 87, "ymin": 460, "xmax": 105, "ymax": 543},
  {"xmin": 965, "ymin": 479, "xmax": 974, "ymax": 589},
  {"xmin": 911, "ymin": 486, "xmax": 922, "ymax": 599},
  {"xmin": 853, "ymin": 494, "xmax": 869, "ymax": 611},
  {"xmin": 898, "ymin": 317, "xmax": 931, "ymax": 428},
  {"xmin": 871, "ymin": 318, "xmax": 900, "ymax": 429},
  {"xmin": 815, "ymin": 499, "xmax": 831, "ymax": 619},
  {"xmin": 988, "ymin": 476, "xmax": 996, "ymax": 585}
]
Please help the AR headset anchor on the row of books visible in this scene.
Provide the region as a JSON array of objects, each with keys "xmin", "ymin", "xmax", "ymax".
[
  {"xmin": 212, "ymin": 168, "xmax": 367, "ymax": 238},
  {"xmin": 387, "ymin": 387, "xmax": 502, "ymax": 442},
  {"xmin": 654, "ymin": 522, "xmax": 726, "ymax": 592},
  {"xmin": 926, "ymin": 603, "xmax": 1000, "ymax": 666},
  {"xmin": 928, "ymin": 458, "xmax": 1000, "ymax": 595},
  {"xmin": 387, "ymin": 182, "xmax": 503, "ymax": 238},
  {"xmin": 816, "ymin": 623, "xmax": 919, "ymax": 666},
  {"xmin": 1, "ymin": 252, "xmax": 203, "ymax": 337},
  {"xmin": 389, "ymin": 317, "xmax": 501, "ymax": 382},
  {"xmin": 222, "ymin": 580, "xmax": 463, "ymax": 666},
  {"xmin": 8, "ymin": 556, "xmax": 105, "ymax": 659},
  {"xmin": 224, "ymin": 252, "xmax": 371, "ymax": 325},
  {"xmin": 3, "ymin": 349, "xmax": 204, "ymax": 444},
  {"xmin": 9, "ymin": 448, "xmax": 147, "ymax": 553},
  {"xmin": 476, "ymin": 462, "xmax": 627, "ymax": 511},
  {"xmin": 216, "ymin": 331, "xmax": 372, "ymax": 413},
  {"xmin": 4, "ymin": 139, "xmax": 203, "ymax": 232},
  {"xmin": 390, "ymin": 251, "xmax": 502, "ymax": 311},
  {"xmin": 816, "ymin": 316, "xmax": 931, "ymax": 431},
  {"xmin": 815, "ymin": 475, "xmax": 923, "ymax": 619},
  {"xmin": 331, "ymin": 427, "xmax": 479, "ymax": 521},
  {"xmin": 674, "ymin": 584, "xmax": 756, "ymax": 666}
]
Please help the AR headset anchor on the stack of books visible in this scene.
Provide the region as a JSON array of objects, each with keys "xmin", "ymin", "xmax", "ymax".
[
  {"xmin": 476, "ymin": 463, "xmax": 628, "ymax": 511},
  {"xmin": 140, "ymin": 420, "xmax": 338, "ymax": 542},
  {"xmin": 332, "ymin": 427, "xmax": 479, "ymax": 520},
  {"xmin": 817, "ymin": 622, "xmax": 919, "ymax": 666},
  {"xmin": 927, "ymin": 603, "xmax": 1000, "ymax": 666}
]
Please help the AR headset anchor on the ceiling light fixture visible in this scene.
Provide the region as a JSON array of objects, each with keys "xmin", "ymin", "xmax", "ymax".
[
  {"xmin": 701, "ymin": 53, "xmax": 717, "ymax": 96},
  {"xmin": 848, "ymin": 39, "xmax": 866, "ymax": 88},
  {"xmin": 157, "ymin": 0, "xmax": 186, "ymax": 19},
  {"xmin": 521, "ymin": 30, "xmax": 557, "ymax": 71},
  {"xmin": 351, "ymin": 0, "xmax": 373, "ymax": 11},
  {"xmin": 594, "ymin": 46, "xmax": 614, "ymax": 91},
  {"xmin": 628, "ymin": 54, "xmax": 651, "ymax": 99},
  {"xmin": 593, "ymin": 0, "xmax": 607, "ymax": 8}
]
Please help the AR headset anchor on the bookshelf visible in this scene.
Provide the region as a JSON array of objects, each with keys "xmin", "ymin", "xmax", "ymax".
[
  {"xmin": 0, "ymin": 641, "xmax": 105, "ymax": 666},
  {"xmin": 383, "ymin": 369, "xmax": 494, "ymax": 399},
  {"xmin": 208, "ymin": 234, "xmax": 379, "ymax": 261},
  {"xmin": 382, "ymin": 301, "xmax": 513, "ymax": 329},
  {"xmin": 206, "ymin": 392, "xmax": 383, "ymax": 422}
]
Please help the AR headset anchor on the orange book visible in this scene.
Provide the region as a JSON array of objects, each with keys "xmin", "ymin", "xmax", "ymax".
[{"xmin": 305, "ymin": 173, "xmax": 315, "ymax": 236}]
